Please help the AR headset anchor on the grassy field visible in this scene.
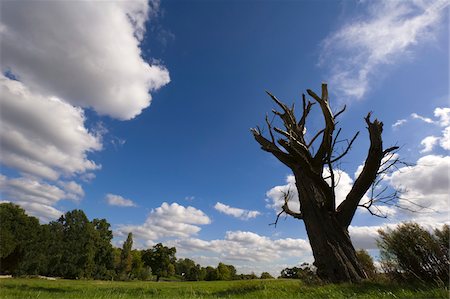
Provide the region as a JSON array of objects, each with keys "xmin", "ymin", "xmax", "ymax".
[{"xmin": 0, "ymin": 278, "xmax": 448, "ymax": 299}]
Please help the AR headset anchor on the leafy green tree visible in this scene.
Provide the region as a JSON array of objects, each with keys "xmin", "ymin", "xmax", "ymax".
[
  {"xmin": 118, "ymin": 232, "xmax": 133, "ymax": 279},
  {"xmin": 92, "ymin": 218, "xmax": 115, "ymax": 279},
  {"xmin": 260, "ymin": 272, "xmax": 274, "ymax": 279},
  {"xmin": 175, "ymin": 258, "xmax": 202, "ymax": 280},
  {"xmin": 204, "ymin": 266, "xmax": 218, "ymax": 281},
  {"xmin": 129, "ymin": 250, "xmax": 151, "ymax": 280},
  {"xmin": 58, "ymin": 210, "xmax": 96, "ymax": 279},
  {"xmin": 216, "ymin": 262, "xmax": 236, "ymax": 280},
  {"xmin": 141, "ymin": 243, "xmax": 176, "ymax": 281},
  {"xmin": 280, "ymin": 263, "xmax": 319, "ymax": 283},
  {"xmin": 0, "ymin": 203, "xmax": 40, "ymax": 275},
  {"xmin": 378, "ymin": 222, "xmax": 449, "ymax": 283},
  {"xmin": 356, "ymin": 249, "xmax": 377, "ymax": 280}
]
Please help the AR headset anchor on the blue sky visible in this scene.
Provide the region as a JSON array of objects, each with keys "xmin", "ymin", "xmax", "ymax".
[{"xmin": 1, "ymin": 0, "xmax": 449, "ymax": 275}]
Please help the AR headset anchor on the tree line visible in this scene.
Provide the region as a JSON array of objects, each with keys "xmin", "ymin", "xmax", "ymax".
[{"xmin": 1, "ymin": 203, "xmax": 448, "ymax": 284}]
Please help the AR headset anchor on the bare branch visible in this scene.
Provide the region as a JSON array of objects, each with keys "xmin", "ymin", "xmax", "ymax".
[
  {"xmin": 270, "ymin": 189, "xmax": 303, "ymax": 227},
  {"xmin": 334, "ymin": 105, "xmax": 347, "ymax": 119},
  {"xmin": 307, "ymin": 84, "xmax": 336, "ymax": 167},
  {"xmin": 307, "ymin": 129, "xmax": 325, "ymax": 149},
  {"xmin": 336, "ymin": 112, "xmax": 384, "ymax": 228},
  {"xmin": 330, "ymin": 131, "xmax": 360, "ymax": 164}
]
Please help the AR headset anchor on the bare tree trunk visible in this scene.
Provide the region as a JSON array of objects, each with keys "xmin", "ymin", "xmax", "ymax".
[
  {"xmin": 294, "ymin": 172, "xmax": 366, "ymax": 282},
  {"xmin": 252, "ymin": 84, "xmax": 398, "ymax": 283}
]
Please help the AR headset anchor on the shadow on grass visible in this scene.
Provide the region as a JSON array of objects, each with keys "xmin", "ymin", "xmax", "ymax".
[
  {"xmin": 212, "ymin": 283, "xmax": 266, "ymax": 297},
  {"xmin": 2, "ymin": 284, "xmax": 75, "ymax": 294}
]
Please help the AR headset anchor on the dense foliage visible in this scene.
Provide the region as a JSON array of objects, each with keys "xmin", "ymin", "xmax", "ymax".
[
  {"xmin": 378, "ymin": 222, "xmax": 449, "ymax": 284},
  {"xmin": 0, "ymin": 203, "xmax": 252, "ymax": 282}
]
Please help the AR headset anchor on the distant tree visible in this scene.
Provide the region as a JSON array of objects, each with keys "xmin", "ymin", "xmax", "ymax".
[
  {"xmin": 355, "ymin": 249, "xmax": 377, "ymax": 280},
  {"xmin": 141, "ymin": 243, "xmax": 176, "ymax": 281},
  {"xmin": 252, "ymin": 84, "xmax": 400, "ymax": 282},
  {"xmin": 57, "ymin": 210, "xmax": 96, "ymax": 279},
  {"xmin": 260, "ymin": 272, "xmax": 274, "ymax": 279},
  {"xmin": 0, "ymin": 203, "xmax": 40, "ymax": 275},
  {"xmin": 176, "ymin": 258, "xmax": 198, "ymax": 280},
  {"xmin": 204, "ymin": 266, "xmax": 218, "ymax": 281},
  {"xmin": 118, "ymin": 232, "xmax": 133, "ymax": 279},
  {"xmin": 92, "ymin": 218, "xmax": 115, "ymax": 279},
  {"xmin": 378, "ymin": 223, "xmax": 449, "ymax": 283},
  {"xmin": 280, "ymin": 263, "xmax": 319, "ymax": 283},
  {"xmin": 238, "ymin": 273, "xmax": 258, "ymax": 280},
  {"xmin": 129, "ymin": 250, "xmax": 151, "ymax": 280},
  {"xmin": 216, "ymin": 262, "xmax": 236, "ymax": 280}
]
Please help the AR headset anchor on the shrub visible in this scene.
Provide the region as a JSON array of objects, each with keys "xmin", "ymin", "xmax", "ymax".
[{"xmin": 378, "ymin": 223, "xmax": 449, "ymax": 284}]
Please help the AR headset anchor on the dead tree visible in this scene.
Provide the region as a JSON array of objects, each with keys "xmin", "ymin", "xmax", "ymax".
[{"xmin": 251, "ymin": 84, "xmax": 399, "ymax": 283}]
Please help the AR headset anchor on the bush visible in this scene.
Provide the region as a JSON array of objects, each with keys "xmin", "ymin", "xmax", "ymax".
[
  {"xmin": 260, "ymin": 272, "xmax": 274, "ymax": 279},
  {"xmin": 378, "ymin": 223, "xmax": 449, "ymax": 284},
  {"xmin": 356, "ymin": 249, "xmax": 377, "ymax": 280}
]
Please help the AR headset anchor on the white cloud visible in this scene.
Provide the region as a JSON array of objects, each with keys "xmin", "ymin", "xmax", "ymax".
[
  {"xmin": 388, "ymin": 155, "xmax": 450, "ymax": 223},
  {"xmin": 0, "ymin": 1, "xmax": 169, "ymax": 221},
  {"xmin": 320, "ymin": 0, "xmax": 448, "ymax": 100},
  {"xmin": 214, "ymin": 202, "xmax": 261, "ymax": 220},
  {"xmin": 0, "ymin": 0, "xmax": 170, "ymax": 120},
  {"xmin": 439, "ymin": 126, "xmax": 450, "ymax": 150},
  {"xmin": 170, "ymin": 230, "xmax": 311, "ymax": 264},
  {"xmin": 0, "ymin": 76, "xmax": 102, "ymax": 180},
  {"xmin": 116, "ymin": 202, "xmax": 211, "ymax": 241},
  {"xmin": 58, "ymin": 181, "xmax": 85, "ymax": 201},
  {"xmin": 265, "ymin": 175, "xmax": 300, "ymax": 214},
  {"xmin": 411, "ymin": 113, "xmax": 435, "ymax": 124},
  {"xmin": 105, "ymin": 193, "xmax": 137, "ymax": 207},
  {"xmin": 434, "ymin": 107, "xmax": 450, "ymax": 126},
  {"xmin": 420, "ymin": 135, "xmax": 439, "ymax": 152},
  {"xmin": 0, "ymin": 175, "xmax": 67, "ymax": 221},
  {"xmin": 407, "ymin": 107, "xmax": 450, "ymax": 152},
  {"xmin": 392, "ymin": 119, "xmax": 407, "ymax": 129}
]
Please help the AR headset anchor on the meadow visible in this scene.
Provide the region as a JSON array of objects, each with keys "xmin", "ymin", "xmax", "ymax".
[{"xmin": 0, "ymin": 278, "xmax": 448, "ymax": 299}]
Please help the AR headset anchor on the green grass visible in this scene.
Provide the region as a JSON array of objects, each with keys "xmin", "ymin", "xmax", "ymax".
[{"xmin": 0, "ymin": 278, "xmax": 448, "ymax": 299}]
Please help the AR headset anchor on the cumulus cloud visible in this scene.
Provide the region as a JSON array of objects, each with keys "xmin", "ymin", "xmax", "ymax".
[
  {"xmin": 420, "ymin": 136, "xmax": 439, "ymax": 153},
  {"xmin": 0, "ymin": 0, "xmax": 170, "ymax": 120},
  {"xmin": 170, "ymin": 230, "xmax": 311, "ymax": 264},
  {"xmin": 388, "ymin": 155, "xmax": 450, "ymax": 222},
  {"xmin": 116, "ymin": 202, "xmax": 211, "ymax": 241},
  {"xmin": 214, "ymin": 202, "xmax": 260, "ymax": 220},
  {"xmin": 434, "ymin": 107, "xmax": 450, "ymax": 126},
  {"xmin": 320, "ymin": 0, "xmax": 448, "ymax": 100},
  {"xmin": 0, "ymin": 76, "xmax": 102, "ymax": 180},
  {"xmin": 105, "ymin": 194, "xmax": 137, "ymax": 207},
  {"xmin": 0, "ymin": 175, "xmax": 67, "ymax": 221},
  {"xmin": 0, "ymin": 1, "xmax": 169, "ymax": 220}
]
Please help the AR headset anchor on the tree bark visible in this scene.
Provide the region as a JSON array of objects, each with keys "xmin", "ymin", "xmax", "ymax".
[{"xmin": 294, "ymin": 172, "xmax": 366, "ymax": 282}]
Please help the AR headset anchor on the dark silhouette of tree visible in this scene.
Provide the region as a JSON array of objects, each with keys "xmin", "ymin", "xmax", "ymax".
[
  {"xmin": 0, "ymin": 203, "xmax": 40, "ymax": 274},
  {"xmin": 92, "ymin": 218, "xmax": 115, "ymax": 279},
  {"xmin": 252, "ymin": 84, "xmax": 399, "ymax": 282},
  {"xmin": 141, "ymin": 243, "xmax": 176, "ymax": 281}
]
